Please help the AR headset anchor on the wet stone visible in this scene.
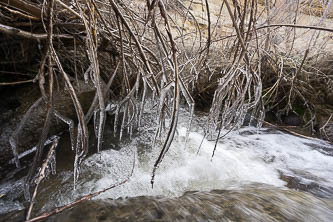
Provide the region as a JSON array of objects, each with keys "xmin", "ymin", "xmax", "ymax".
[
  {"xmin": 43, "ymin": 185, "xmax": 333, "ymax": 222},
  {"xmin": 0, "ymin": 81, "xmax": 99, "ymax": 179}
]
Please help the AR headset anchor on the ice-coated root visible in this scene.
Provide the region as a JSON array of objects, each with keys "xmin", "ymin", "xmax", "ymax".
[
  {"xmin": 155, "ymin": 81, "xmax": 174, "ymax": 143},
  {"xmin": 74, "ymin": 0, "xmax": 105, "ymax": 160},
  {"xmin": 151, "ymin": 1, "xmax": 181, "ymax": 187},
  {"xmin": 8, "ymin": 135, "xmax": 60, "ymax": 165},
  {"xmin": 205, "ymin": 65, "xmax": 263, "ymax": 160},
  {"xmin": 50, "ymin": 41, "xmax": 90, "ymax": 194},
  {"xmin": 112, "ymin": 80, "xmax": 140, "ymax": 140},
  {"xmin": 85, "ymin": 62, "xmax": 120, "ymax": 126},
  {"xmin": 208, "ymin": 66, "xmax": 263, "ymax": 142},
  {"xmin": 7, "ymin": 1, "xmax": 324, "ymax": 216}
]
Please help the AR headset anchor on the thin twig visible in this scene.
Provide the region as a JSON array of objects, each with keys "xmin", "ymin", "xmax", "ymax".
[
  {"xmin": 0, "ymin": 79, "xmax": 34, "ymax": 85},
  {"xmin": 26, "ymin": 153, "xmax": 135, "ymax": 222},
  {"xmin": 0, "ymin": 23, "xmax": 73, "ymax": 40},
  {"xmin": 26, "ymin": 138, "xmax": 59, "ymax": 220}
]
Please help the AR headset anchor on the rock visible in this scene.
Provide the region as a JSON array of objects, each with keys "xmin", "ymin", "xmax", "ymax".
[
  {"xmin": 281, "ymin": 113, "xmax": 304, "ymax": 126},
  {"xmin": 0, "ymin": 81, "xmax": 98, "ymax": 178},
  {"xmin": 40, "ymin": 185, "xmax": 333, "ymax": 221},
  {"xmin": 280, "ymin": 173, "xmax": 333, "ymax": 199}
]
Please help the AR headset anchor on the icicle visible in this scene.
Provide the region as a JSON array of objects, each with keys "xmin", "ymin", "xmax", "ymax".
[
  {"xmin": 257, "ymin": 109, "xmax": 265, "ymax": 130},
  {"xmin": 238, "ymin": 105, "xmax": 249, "ymax": 128},
  {"xmin": 153, "ymin": 127, "xmax": 159, "ymax": 148},
  {"xmin": 207, "ymin": 89, "xmax": 218, "ymax": 138},
  {"xmin": 129, "ymin": 125, "xmax": 133, "ymax": 139},
  {"xmin": 152, "ymin": 89, "xmax": 156, "ymax": 102},
  {"xmin": 135, "ymin": 73, "xmax": 140, "ymax": 100},
  {"xmin": 127, "ymin": 118, "xmax": 130, "ymax": 135},
  {"xmin": 179, "ymin": 77, "xmax": 195, "ymax": 149},
  {"xmin": 73, "ymin": 123, "xmax": 82, "ymax": 190},
  {"xmin": 84, "ymin": 65, "xmax": 92, "ymax": 84},
  {"xmin": 135, "ymin": 100, "xmax": 140, "ymax": 129},
  {"xmin": 105, "ymin": 103, "xmax": 111, "ymax": 112},
  {"xmin": 24, "ymin": 182, "xmax": 31, "ymax": 201},
  {"xmin": 97, "ymin": 109, "xmax": 106, "ymax": 153},
  {"xmin": 93, "ymin": 109, "xmax": 105, "ymax": 153},
  {"xmin": 138, "ymin": 76, "xmax": 147, "ymax": 127},
  {"xmin": 76, "ymin": 123, "xmax": 82, "ymax": 153},
  {"xmin": 93, "ymin": 109, "xmax": 99, "ymax": 138},
  {"xmin": 119, "ymin": 102, "xmax": 128, "ymax": 141},
  {"xmin": 9, "ymin": 137, "xmax": 20, "ymax": 168},
  {"xmin": 127, "ymin": 102, "xmax": 134, "ymax": 136},
  {"xmin": 114, "ymin": 104, "xmax": 120, "ymax": 137},
  {"xmin": 155, "ymin": 82, "xmax": 173, "ymax": 142},
  {"xmin": 73, "ymin": 154, "xmax": 79, "ymax": 190},
  {"xmin": 54, "ymin": 111, "xmax": 75, "ymax": 151},
  {"xmin": 184, "ymin": 104, "xmax": 194, "ymax": 148},
  {"xmin": 89, "ymin": 68, "xmax": 96, "ymax": 86},
  {"xmin": 196, "ymin": 132, "xmax": 206, "ymax": 155},
  {"xmin": 49, "ymin": 139, "xmax": 58, "ymax": 175}
]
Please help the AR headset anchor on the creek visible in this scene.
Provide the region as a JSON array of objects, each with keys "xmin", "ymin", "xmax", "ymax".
[{"xmin": 1, "ymin": 110, "xmax": 333, "ymax": 221}]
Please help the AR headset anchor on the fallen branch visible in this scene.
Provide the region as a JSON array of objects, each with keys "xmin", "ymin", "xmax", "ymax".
[
  {"xmin": 26, "ymin": 138, "xmax": 59, "ymax": 221},
  {"xmin": 0, "ymin": 23, "xmax": 73, "ymax": 40},
  {"xmin": 0, "ymin": 79, "xmax": 34, "ymax": 85},
  {"xmin": 26, "ymin": 153, "xmax": 135, "ymax": 222},
  {"xmin": 214, "ymin": 23, "xmax": 333, "ymax": 42},
  {"xmin": 0, "ymin": 0, "xmax": 41, "ymax": 19},
  {"xmin": 0, "ymin": 4, "xmax": 40, "ymax": 20},
  {"xmin": 55, "ymin": 0, "xmax": 81, "ymax": 19},
  {"xmin": 261, "ymin": 120, "xmax": 322, "ymax": 141},
  {"xmin": 257, "ymin": 24, "xmax": 333, "ymax": 33},
  {"xmin": 8, "ymin": 135, "xmax": 60, "ymax": 165}
]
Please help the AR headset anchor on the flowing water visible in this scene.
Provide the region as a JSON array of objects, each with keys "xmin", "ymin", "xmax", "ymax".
[{"xmin": 1, "ymin": 110, "xmax": 333, "ymax": 221}]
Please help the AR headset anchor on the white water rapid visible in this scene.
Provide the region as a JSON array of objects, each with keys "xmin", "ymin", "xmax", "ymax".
[
  {"xmin": 1, "ymin": 110, "xmax": 333, "ymax": 219},
  {"xmin": 38, "ymin": 111, "xmax": 333, "ymax": 210}
]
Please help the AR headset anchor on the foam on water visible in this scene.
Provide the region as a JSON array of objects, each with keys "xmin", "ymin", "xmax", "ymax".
[
  {"xmin": 0, "ymin": 178, "xmax": 25, "ymax": 214},
  {"xmin": 57, "ymin": 113, "xmax": 333, "ymax": 203},
  {"xmin": 2, "ymin": 111, "xmax": 333, "ymax": 215}
]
